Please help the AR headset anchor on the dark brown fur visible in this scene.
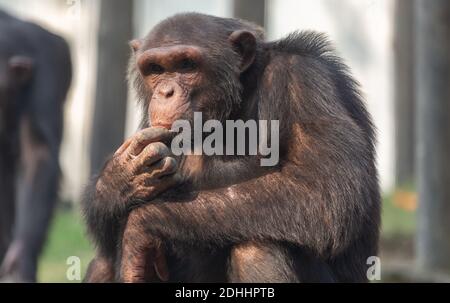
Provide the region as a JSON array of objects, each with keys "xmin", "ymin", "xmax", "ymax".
[
  {"xmin": 0, "ymin": 9, "xmax": 72, "ymax": 282},
  {"xmin": 83, "ymin": 13, "xmax": 380, "ymax": 283}
]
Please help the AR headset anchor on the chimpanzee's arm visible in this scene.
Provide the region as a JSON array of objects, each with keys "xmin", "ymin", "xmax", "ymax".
[
  {"xmin": 82, "ymin": 128, "xmax": 180, "ymax": 256},
  {"xmin": 127, "ymin": 52, "xmax": 379, "ymax": 258},
  {"xmin": 131, "ymin": 160, "xmax": 374, "ymax": 258},
  {"xmin": 82, "ymin": 174, "xmax": 124, "ymax": 256},
  {"xmin": 180, "ymin": 154, "xmax": 275, "ymax": 190}
]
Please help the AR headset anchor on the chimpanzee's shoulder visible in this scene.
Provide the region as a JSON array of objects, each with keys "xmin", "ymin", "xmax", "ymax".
[
  {"xmin": 266, "ymin": 31, "xmax": 334, "ymax": 59},
  {"xmin": 0, "ymin": 9, "xmax": 66, "ymax": 50},
  {"xmin": 0, "ymin": 9, "xmax": 15, "ymax": 20},
  {"xmin": 264, "ymin": 31, "xmax": 360, "ymax": 92}
]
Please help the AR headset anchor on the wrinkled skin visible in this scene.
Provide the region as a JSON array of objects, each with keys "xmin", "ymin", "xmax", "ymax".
[
  {"xmin": 84, "ymin": 127, "xmax": 179, "ymax": 282},
  {"xmin": 95, "ymin": 128, "xmax": 179, "ymax": 206},
  {"xmin": 84, "ymin": 13, "xmax": 380, "ymax": 283}
]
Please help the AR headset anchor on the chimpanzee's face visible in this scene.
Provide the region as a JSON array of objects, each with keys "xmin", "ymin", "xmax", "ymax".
[
  {"xmin": 130, "ymin": 15, "xmax": 259, "ymax": 129},
  {"xmin": 134, "ymin": 42, "xmax": 206, "ymax": 129}
]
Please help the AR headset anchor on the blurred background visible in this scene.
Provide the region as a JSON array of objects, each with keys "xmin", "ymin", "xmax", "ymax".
[{"xmin": 0, "ymin": 0, "xmax": 449, "ymax": 282}]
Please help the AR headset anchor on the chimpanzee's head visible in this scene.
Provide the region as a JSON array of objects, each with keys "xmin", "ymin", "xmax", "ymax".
[
  {"xmin": 0, "ymin": 34, "xmax": 33, "ymax": 101},
  {"xmin": 129, "ymin": 13, "xmax": 264, "ymax": 129},
  {"xmin": 0, "ymin": 45, "xmax": 33, "ymax": 131}
]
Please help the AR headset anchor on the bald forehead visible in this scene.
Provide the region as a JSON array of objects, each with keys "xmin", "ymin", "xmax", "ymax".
[
  {"xmin": 145, "ymin": 16, "xmax": 230, "ymax": 47},
  {"xmin": 142, "ymin": 13, "xmax": 265, "ymax": 49}
]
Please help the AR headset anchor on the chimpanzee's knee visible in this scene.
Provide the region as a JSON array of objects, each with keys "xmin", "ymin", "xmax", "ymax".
[
  {"xmin": 228, "ymin": 241, "xmax": 299, "ymax": 283},
  {"xmin": 84, "ymin": 255, "xmax": 115, "ymax": 283}
]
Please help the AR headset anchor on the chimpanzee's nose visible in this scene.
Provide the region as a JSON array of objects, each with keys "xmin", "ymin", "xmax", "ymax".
[{"xmin": 159, "ymin": 85, "xmax": 175, "ymax": 98}]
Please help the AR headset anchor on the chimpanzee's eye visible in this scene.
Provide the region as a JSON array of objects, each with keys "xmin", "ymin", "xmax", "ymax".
[
  {"xmin": 179, "ymin": 58, "xmax": 197, "ymax": 71},
  {"xmin": 145, "ymin": 63, "xmax": 164, "ymax": 74}
]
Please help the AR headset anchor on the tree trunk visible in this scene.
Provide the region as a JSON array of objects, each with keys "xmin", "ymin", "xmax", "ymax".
[
  {"xmin": 89, "ymin": 0, "xmax": 133, "ymax": 175},
  {"xmin": 394, "ymin": 0, "xmax": 415, "ymax": 187},
  {"xmin": 415, "ymin": 0, "xmax": 450, "ymax": 273},
  {"xmin": 233, "ymin": 0, "xmax": 265, "ymax": 27}
]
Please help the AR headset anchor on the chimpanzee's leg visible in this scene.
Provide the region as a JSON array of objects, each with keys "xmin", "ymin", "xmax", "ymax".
[
  {"xmin": 164, "ymin": 244, "xmax": 229, "ymax": 283},
  {"xmin": 119, "ymin": 210, "xmax": 169, "ymax": 283},
  {"xmin": 1, "ymin": 116, "xmax": 60, "ymax": 282},
  {"xmin": 228, "ymin": 242, "xmax": 336, "ymax": 283},
  {"xmin": 119, "ymin": 210, "xmax": 229, "ymax": 283},
  {"xmin": 0, "ymin": 145, "xmax": 16, "ymax": 273},
  {"xmin": 228, "ymin": 242, "xmax": 300, "ymax": 282},
  {"xmin": 292, "ymin": 247, "xmax": 336, "ymax": 282},
  {"xmin": 84, "ymin": 255, "xmax": 116, "ymax": 283}
]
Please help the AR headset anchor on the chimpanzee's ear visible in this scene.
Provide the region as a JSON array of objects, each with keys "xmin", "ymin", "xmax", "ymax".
[
  {"xmin": 8, "ymin": 56, "xmax": 34, "ymax": 84},
  {"xmin": 229, "ymin": 30, "xmax": 257, "ymax": 72},
  {"xmin": 129, "ymin": 39, "xmax": 143, "ymax": 53}
]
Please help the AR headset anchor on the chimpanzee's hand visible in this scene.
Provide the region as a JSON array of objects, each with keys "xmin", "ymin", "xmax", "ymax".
[
  {"xmin": 94, "ymin": 127, "xmax": 180, "ymax": 207},
  {"xmin": 0, "ymin": 241, "xmax": 26, "ymax": 282}
]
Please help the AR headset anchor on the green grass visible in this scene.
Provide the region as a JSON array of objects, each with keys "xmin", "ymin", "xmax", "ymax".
[
  {"xmin": 37, "ymin": 191, "xmax": 416, "ymax": 282},
  {"xmin": 381, "ymin": 192, "xmax": 416, "ymax": 238},
  {"xmin": 38, "ymin": 209, "xmax": 94, "ymax": 282}
]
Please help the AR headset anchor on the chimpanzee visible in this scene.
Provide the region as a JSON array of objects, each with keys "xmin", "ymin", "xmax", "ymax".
[
  {"xmin": 83, "ymin": 13, "xmax": 380, "ymax": 283},
  {"xmin": 0, "ymin": 10, "xmax": 72, "ymax": 282}
]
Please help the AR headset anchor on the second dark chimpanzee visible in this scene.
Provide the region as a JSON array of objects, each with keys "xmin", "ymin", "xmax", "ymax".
[
  {"xmin": 83, "ymin": 13, "xmax": 380, "ymax": 283},
  {"xmin": 0, "ymin": 10, "xmax": 72, "ymax": 282}
]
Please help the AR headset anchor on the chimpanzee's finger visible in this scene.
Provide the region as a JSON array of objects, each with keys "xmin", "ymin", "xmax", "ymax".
[
  {"xmin": 137, "ymin": 156, "xmax": 178, "ymax": 176},
  {"xmin": 152, "ymin": 157, "xmax": 178, "ymax": 177},
  {"xmin": 114, "ymin": 137, "xmax": 133, "ymax": 156},
  {"xmin": 134, "ymin": 174, "xmax": 181, "ymax": 201},
  {"xmin": 127, "ymin": 127, "xmax": 175, "ymax": 156},
  {"xmin": 132, "ymin": 142, "xmax": 170, "ymax": 172}
]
